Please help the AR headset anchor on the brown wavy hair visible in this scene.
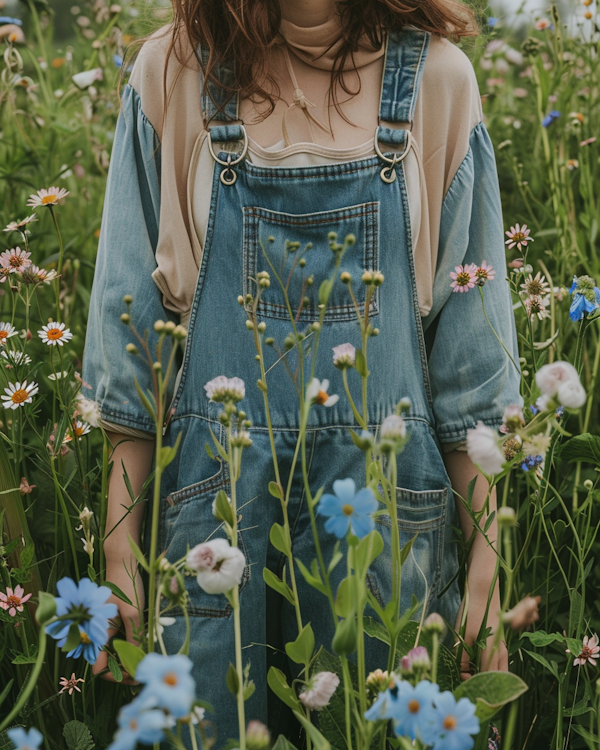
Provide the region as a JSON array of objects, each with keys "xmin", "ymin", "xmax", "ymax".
[{"xmin": 129, "ymin": 0, "xmax": 478, "ymax": 128}]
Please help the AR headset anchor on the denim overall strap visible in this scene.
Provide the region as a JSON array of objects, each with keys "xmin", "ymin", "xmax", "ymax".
[
  {"xmin": 379, "ymin": 28, "xmax": 430, "ymax": 125},
  {"xmin": 197, "ymin": 43, "xmax": 239, "ymax": 126}
]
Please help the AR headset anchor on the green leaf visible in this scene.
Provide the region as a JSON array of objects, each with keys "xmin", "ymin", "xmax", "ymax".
[
  {"xmin": 63, "ymin": 623, "xmax": 83, "ymax": 653},
  {"xmin": 524, "ymin": 649, "xmax": 559, "ymax": 678},
  {"xmin": 35, "ymin": 592, "xmax": 57, "ymax": 625},
  {"xmin": 353, "ymin": 530, "xmax": 383, "ymax": 578},
  {"xmin": 318, "ymin": 279, "xmax": 333, "ymax": 305},
  {"xmin": 271, "ymin": 736, "xmax": 299, "ymax": 750},
  {"xmin": 400, "ymin": 535, "xmax": 415, "ymax": 565},
  {"xmin": 20, "ymin": 541, "xmax": 35, "ymax": 569},
  {"xmin": 0, "ymin": 679, "xmax": 13, "ymax": 709},
  {"xmin": 12, "ymin": 651, "xmax": 39, "ymax": 664},
  {"xmin": 127, "ymin": 534, "xmax": 150, "ymax": 572},
  {"xmin": 295, "ymin": 559, "xmax": 327, "ymax": 595},
  {"xmin": 263, "ymin": 568, "xmax": 295, "ymax": 606},
  {"xmin": 108, "ymin": 654, "xmax": 123, "ymax": 682},
  {"xmin": 454, "ymin": 671, "xmax": 528, "ymax": 722},
  {"xmin": 209, "ymin": 427, "xmax": 229, "ymax": 461},
  {"xmin": 205, "ymin": 442, "xmax": 215, "ymax": 460},
  {"xmin": 559, "ymin": 434, "xmax": 600, "ymax": 465},
  {"xmin": 285, "ymin": 623, "xmax": 315, "ymax": 665},
  {"xmin": 270, "ymin": 523, "xmax": 291, "ymax": 557},
  {"xmin": 267, "ymin": 666, "xmax": 301, "ymax": 710},
  {"xmin": 104, "ymin": 581, "xmax": 133, "ymax": 607},
  {"xmin": 354, "ymin": 349, "xmax": 368, "ymax": 377},
  {"xmin": 63, "ymin": 720, "xmax": 95, "ymax": 750},
  {"xmin": 243, "ymin": 680, "xmax": 255, "ymax": 701},
  {"xmin": 133, "ymin": 377, "xmax": 156, "ymax": 420},
  {"xmin": 214, "ymin": 489, "xmax": 234, "ymax": 527},
  {"xmin": 334, "ymin": 576, "xmax": 354, "ymax": 619},
  {"xmin": 87, "ymin": 564, "xmax": 97, "ymax": 582},
  {"xmin": 332, "ymin": 616, "xmax": 357, "ymax": 656},
  {"xmin": 269, "ymin": 482, "xmax": 283, "ymax": 500},
  {"xmin": 113, "ymin": 640, "xmax": 145, "ymax": 679},
  {"xmin": 571, "ymin": 723, "xmax": 599, "ymax": 747},
  {"xmin": 226, "ymin": 662, "xmax": 240, "ymax": 695},
  {"xmin": 292, "ymin": 711, "xmax": 331, "ymax": 750},
  {"xmin": 521, "ymin": 630, "xmax": 564, "ymax": 647}
]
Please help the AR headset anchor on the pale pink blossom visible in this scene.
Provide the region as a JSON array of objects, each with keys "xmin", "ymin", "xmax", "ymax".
[
  {"xmin": 59, "ymin": 673, "xmax": 85, "ymax": 695},
  {"xmin": 186, "ymin": 538, "xmax": 246, "ymax": 595},
  {"xmin": 0, "ymin": 584, "xmax": 32, "ymax": 616},
  {"xmin": 505, "ymin": 224, "xmax": 534, "ymax": 251},
  {"xmin": 299, "ymin": 671, "xmax": 340, "ymax": 710},
  {"xmin": 567, "ymin": 634, "xmax": 600, "ymax": 666},
  {"xmin": 450, "ymin": 263, "xmax": 477, "ymax": 293}
]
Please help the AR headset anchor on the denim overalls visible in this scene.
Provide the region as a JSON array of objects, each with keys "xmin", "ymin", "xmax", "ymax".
[{"xmin": 159, "ymin": 28, "xmax": 462, "ymax": 740}]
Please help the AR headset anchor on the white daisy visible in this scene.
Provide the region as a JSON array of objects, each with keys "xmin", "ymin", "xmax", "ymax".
[
  {"xmin": 4, "ymin": 215, "xmax": 37, "ymax": 233},
  {"xmin": 0, "ymin": 323, "xmax": 18, "ymax": 347},
  {"xmin": 203, "ymin": 375, "xmax": 245, "ymax": 403},
  {"xmin": 38, "ymin": 322, "xmax": 73, "ymax": 346},
  {"xmin": 306, "ymin": 378, "xmax": 339, "ymax": 407},
  {"xmin": 0, "ymin": 247, "xmax": 32, "ymax": 274},
  {"xmin": 26, "ymin": 186, "xmax": 70, "ymax": 208},
  {"xmin": 1, "ymin": 349, "xmax": 32, "ymax": 366},
  {"xmin": 1, "ymin": 380, "xmax": 39, "ymax": 410},
  {"xmin": 70, "ymin": 420, "xmax": 92, "ymax": 439},
  {"xmin": 47, "ymin": 371, "xmax": 69, "ymax": 380},
  {"xmin": 332, "ymin": 343, "xmax": 356, "ymax": 369}
]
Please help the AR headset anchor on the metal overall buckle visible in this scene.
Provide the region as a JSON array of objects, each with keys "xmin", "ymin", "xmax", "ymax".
[
  {"xmin": 207, "ymin": 125, "xmax": 249, "ymax": 186},
  {"xmin": 374, "ymin": 127, "xmax": 414, "ymax": 184}
]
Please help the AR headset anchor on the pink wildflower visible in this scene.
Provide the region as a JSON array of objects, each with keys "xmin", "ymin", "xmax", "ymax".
[
  {"xmin": 59, "ymin": 673, "xmax": 85, "ymax": 695},
  {"xmin": 505, "ymin": 224, "xmax": 534, "ymax": 251},
  {"xmin": 567, "ymin": 634, "xmax": 600, "ymax": 666},
  {"xmin": 475, "ymin": 261, "xmax": 496, "ymax": 285},
  {"xmin": 450, "ymin": 263, "xmax": 477, "ymax": 293},
  {"xmin": 0, "ymin": 584, "xmax": 32, "ymax": 616}
]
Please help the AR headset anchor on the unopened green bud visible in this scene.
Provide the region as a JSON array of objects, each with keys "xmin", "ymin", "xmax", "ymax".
[
  {"xmin": 332, "ymin": 615, "xmax": 357, "ymax": 656},
  {"xmin": 173, "ymin": 325, "xmax": 187, "ymax": 340},
  {"xmin": 284, "ymin": 334, "xmax": 295, "ymax": 351},
  {"xmin": 306, "ymin": 275, "xmax": 314, "ymax": 286},
  {"xmin": 299, "ymin": 258, "xmax": 307, "ymax": 268},
  {"xmin": 255, "ymin": 354, "xmax": 260, "ymax": 361},
  {"xmin": 584, "ymin": 479, "xmax": 593, "ymax": 490},
  {"xmin": 257, "ymin": 321, "xmax": 267, "ymax": 333},
  {"xmin": 246, "ymin": 320, "xmax": 255, "ymax": 330},
  {"xmin": 245, "ymin": 294, "xmax": 253, "ymax": 305},
  {"xmin": 311, "ymin": 322, "xmax": 321, "ymax": 332},
  {"xmin": 257, "ymin": 379, "xmax": 267, "ymax": 392},
  {"xmin": 497, "ymin": 506, "xmax": 517, "ymax": 528},
  {"xmin": 398, "ymin": 397, "xmax": 411, "ymax": 415},
  {"xmin": 120, "ymin": 313, "xmax": 130, "ymax": 324},
  {"xmin": 154, "ymin": 320, "xmax": 165, "ymax": 332},
  {"xmin": 237, "ymin": 295, "xmax": 244, "ymax": 305},
  {"xmin": 265, "ymin": 337, "xmax": 275, "ymax": 346},
  {"xmin": 341, "ymin": 272, "xmax": 352, "ymax": 284},
  {"xmin": 372, "ymin": 328, "xmax": 380, "ymax": 336},
  {"xmin": 362, "ymin": 271, "xmax": 374, "ymax": 285},
  {"xmin": 373, "ymin": 271, "xmax": 385, "ymax": 286},
  {"xmin": 306, "ymin": 242, "xmax": 313, "ymax": 250},
  {"xmin": 268, "ymin": 235, "xmax": 275, "ymax": 243},
  {"xmin": 125, "ymin": 343, "xmax": 138, "ymax": 355},
  {"xmin": 302, "ymin": 297, "xmax": 310, "ymax": 308},
  {"xmin": 153, "ymin": 361, "xmax": 162, "ymax": 371},
  {"xmin": 164, "ymin": 321, "xmax": 176, "ymax": 334},
  {"xmin": 345, "ymin": 233, "xmax": 356, "ymax": 246},
  {"xmin": 328, "ymin": 231, "xmax": 337, "ymax": 241},
  {"xmin": 123, "ymin": 294, "xmax": 133, "ymax": 305}
]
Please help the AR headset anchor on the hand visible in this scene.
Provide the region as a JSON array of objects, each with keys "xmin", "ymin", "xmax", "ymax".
[
  {"xmin": 93, "ymin": 564, "xmax": 145, "ymax": 685},
  {"xmin": 454, "ymin": 583, "xmax": 508, "ymax": 680}
]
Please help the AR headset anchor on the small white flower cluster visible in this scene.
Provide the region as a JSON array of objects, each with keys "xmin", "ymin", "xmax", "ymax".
[{"xmin": 186, "ymin": 538, "xmax": 246, "ymax": 595}]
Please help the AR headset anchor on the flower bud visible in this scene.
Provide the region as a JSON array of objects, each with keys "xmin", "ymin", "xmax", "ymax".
[
  {"xmin": 173, "ymin": 325, "xmax": 187, "ymax": 340},
  {"xmin": 120, "ymin": 313, "xmax": 130, "ymax": 324},
  {"xmin": 340, "ymin": 271, "xmax": 352, "ymax": 284},
  {"xmin": 237, "ymin": 295, "xmax": 244, "ymax": 305},
  {"xmin": 373, "ymin": 271, "xmax": 385, "ymax": 286},
  {"xmin": 246, "ymin": 320, "xmax": 255, "ymax": 330},
  {"xmin": 497, "ymin": 506, "xmax": 517, "ymax": 528},
  {"xmin": 584, "ymin": 479, "xmax": 594, "ymax": 490},
  {"xmin": 246, "ymin": 721, "xmax": 271, "ymax": 750},
  {"xmin": 257, "ymin": 321, "xmax": 266, "ymax": 333},
  {"xmin": 153, "ymin": 362, "xmax": 162, "ymax": 371},
  {"xmin": 423, "ymin": 612, "xmax": 447, "ymax": 636},
  {"xmin": 265, "ymin": 337, "xmax": 275, "ymax": 346},
  {"xmin": 164, "ymin": 321, "xmax": 176, "ymax": 334},
  {"xmin": 362, "ymin": 271, "xmax": 374, "ymax": 285},
  {"xmin": 332, "ymin": 616, "xmax": 357, "ymax": 656},
  {"xmin": 299, "ymin": 258, "xmax": 307, "ymax": 268},
  {"xmin": 268, "ymin": 235, "xmax": 275, "ymax": 243},
  {"xmin": 345, "ymin": 233, "xmax": 356, "ymax": 246},
  {"xmin": 123, "ymin": 294, "xmax": 133, "ymax": 304},
  {"xmin": 328, "ymin": 231, "xmax": 337, "ymax": 241},
  {"xmin": 154, "ymin": 320, "xmax": 165, "ymax": 332},
  {"xmin": 311, "ymin": 322, "xmax": 321, "ymax": 332},
  {"xmin": 125, "ymin": 343, "xmax": 138, "ymax": 355}
]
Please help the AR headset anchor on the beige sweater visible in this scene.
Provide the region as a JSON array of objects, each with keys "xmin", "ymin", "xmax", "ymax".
[{"xmin": 129, "ymin": 23, "xmax": 483, "ymax": 320}]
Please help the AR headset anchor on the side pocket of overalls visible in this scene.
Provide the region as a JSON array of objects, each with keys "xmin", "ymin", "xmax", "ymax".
[
  {"xmin": 159, "ymin": 427, "xmax": 251, "ymax": 618},
  {"xmin": 367, "ymin": 487, "xmax": 447, "ymax": 616}
]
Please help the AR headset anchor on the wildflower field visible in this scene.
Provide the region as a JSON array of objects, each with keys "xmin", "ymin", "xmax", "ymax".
[{"xmin": 2, "ymin": 0, "xmax": 600, "ymax": 748}]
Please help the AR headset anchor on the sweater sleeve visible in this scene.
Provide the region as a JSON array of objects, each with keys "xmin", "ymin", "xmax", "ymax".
[
  {"xmin": 423, "ymin": 121, "xmax": 523, "ymax": 444},
  {"xmin": 81, "ymin": 82, "xmax": 175, "ymax": 435}
]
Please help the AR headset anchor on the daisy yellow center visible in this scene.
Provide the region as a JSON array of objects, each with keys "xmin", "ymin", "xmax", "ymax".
[
  {"xmin": 7, "ymin": 595, "xmax": 20, "ymax": 607},
  {"xmin": 408, "ymin": 699, "xmax": 420, "ymax": 714},
  {"xmin": 9, "ymin": 257, "xmax": 22, "ymax": 267},
  {"xmin": 41, "ymin": 195, "xmax": 57, "ymax": 205},
  {"xmin": 456, "ymin": 272, "xmax": 471, "ymax": 287},
  {"xmin": 0, "ymin": 332, "xmax": 7, "ymax": 340},
  {"xmin": 512, "ymin": 232, "xmax": 526, "ymax": 242},
  {"xmin": 164, "ymin": 672, "xmax": 178, "ymax": 686},
  {"xmin": 443, "ymin": 716, "xmax": 457, "ymax": 730},
  {"xmin": 80, "ymin": 631, "xmax": 91, "ymax": 644},
  {"xmin": 342, "ymin": 504, "xmax": 354, "ymax": 517},
  {"xmin": 528, "ymin": 280, "xmax": 545, "ymax": 295},
  {"xmin": 11, "ymin": 389, "xmax": 28, "ymax": 404},
  {"xmin": 315, "ymin": 390, "xmax": 329, "ymax": 405},
  {"xmin": 47, "ymin": 328, "xmax": 63, "ymax": 340}
]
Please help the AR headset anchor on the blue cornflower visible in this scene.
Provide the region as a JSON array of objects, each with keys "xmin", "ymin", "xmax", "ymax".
[
  {"xmin": 429, "ymin": 691, "xmax": 479, "ymax": 750},
  {"xmin": 45, "ymin": 577, "xmax": 118, "ymax": 664},
  {"xmin": 365, "ymin": 680, "xmax": 402, "ymax": 722},
  {"xmin": 7, "ymin": 727, "xmax": 43, "ymax": 750},
  {"xmin": 392, "ymin": 680, "xmax": 440, "ymax": 742},
  {"xmin": 136, "ymin": 653, "xmax": 196, "ymax": 718},
  {"xmin": 521, "ymin": 454, "xmax": 543, "ymax": 472},
  {"xmin": 568, "ymin": 275, "xmax": 600, "ymax": 321},
  {"xmin": 107, "ymin": 694, "xmax": 169, "ymax": 750},
  {"xmin": 317, "ymin": 478, "xmax": 377, "ymax": 539},
  {"xmin": 487, "ymin": 16, "xmax": 499, "ymax": 26},
  {"xmin": 541, "ymin": 110, "xmax": 561, "ymax": 128},
  {"xmin": 0, "ymin": 16, "xmax": 22, "ymax": 25}
]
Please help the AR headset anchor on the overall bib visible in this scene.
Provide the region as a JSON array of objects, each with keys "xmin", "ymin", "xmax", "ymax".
[{"xmin": 159, "ymin": 28, "xmax": 462, "ymax": 742}]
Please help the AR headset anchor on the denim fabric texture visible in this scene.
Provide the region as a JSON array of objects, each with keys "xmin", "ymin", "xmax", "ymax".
[{"xmin": 81, "ymin": 26, "xmax": 522, "ymax": 747}]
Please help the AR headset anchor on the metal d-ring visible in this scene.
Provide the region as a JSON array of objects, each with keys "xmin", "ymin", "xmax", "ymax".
[
  {"xmin": 374, "ymin": 127, "xmax": 413, "ymax": 184},
  {"xmin": 207, "ymin": 125, "xmax": 249, "ymax": 186}
]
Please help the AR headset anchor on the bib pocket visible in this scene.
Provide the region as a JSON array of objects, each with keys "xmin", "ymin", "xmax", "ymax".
[
  {"xmin": 367, "ymin": 487, "xmax": 447, "ymax": 615},
  {"xmin": 242, "ymin": 202, "xmax": 380, "ymax": 323},
  {"xmin": 160, "ymin": 460, "xmax": 251, "ymax": 618}
]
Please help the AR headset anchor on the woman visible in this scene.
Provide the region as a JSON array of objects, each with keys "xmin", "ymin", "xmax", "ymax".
[{"xmin": 86, "ymin": 0, "xmax": 520, "ymax": 739}]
